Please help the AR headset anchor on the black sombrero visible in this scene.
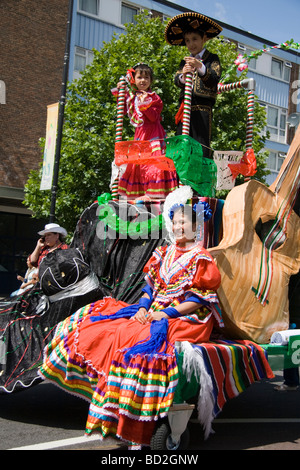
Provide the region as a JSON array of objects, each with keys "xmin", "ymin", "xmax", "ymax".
[{"xmin": 165, "ymin": 12, "xmax": 222, "ymax": 45}]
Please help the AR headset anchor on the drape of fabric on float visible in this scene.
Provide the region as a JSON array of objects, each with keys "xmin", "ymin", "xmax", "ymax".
[
  {"xmin": 71, "ymin": 200, "xmax": 167, "ymax": 304},
  {"xmin": 178, "ymin": 339, "xmax": 274, "ymax": 439},
  {"xmin": 39, "ymin": 296, "xmax": 214, "ymax": 446},
  {"xmin": 0, "ymin": 282, "xmax": 103, "ymax": 393},
  {"xmin": 0, "ymin": 201, "xmax": 165, "ymax": 394}
]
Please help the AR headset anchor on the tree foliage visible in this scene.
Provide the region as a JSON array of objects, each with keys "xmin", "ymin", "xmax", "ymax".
[{"xmin": 24, "ymin": 12, "xmax": 269, "ymax": 233}]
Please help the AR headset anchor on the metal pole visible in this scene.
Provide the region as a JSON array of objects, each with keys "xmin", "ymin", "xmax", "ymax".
[{"xmin": 49, "ymin": 0, "xmax": 74, "ymax": 222}]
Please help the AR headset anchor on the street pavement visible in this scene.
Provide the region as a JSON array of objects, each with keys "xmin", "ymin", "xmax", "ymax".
[{"xmin": 1, "ymin": 370, "xmax": 300, "ymax": 452}]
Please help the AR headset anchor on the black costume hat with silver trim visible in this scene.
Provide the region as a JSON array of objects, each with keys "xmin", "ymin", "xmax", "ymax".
[{"xmin": 165, "ymin": 11, "xmax": 222, "ymax": 45}]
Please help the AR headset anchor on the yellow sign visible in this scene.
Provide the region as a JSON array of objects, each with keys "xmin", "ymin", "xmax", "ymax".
[{"xmin": 40, "ymin": 103, "xmax": 59, "ymax": 190}]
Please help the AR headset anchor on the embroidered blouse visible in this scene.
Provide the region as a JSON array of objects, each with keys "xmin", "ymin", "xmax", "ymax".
[{"xmin": 143, "ymin": 243, "xmax": 222, "ymax": 325}]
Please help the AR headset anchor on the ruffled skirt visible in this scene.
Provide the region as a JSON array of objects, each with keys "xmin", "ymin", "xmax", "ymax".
[
  {"xmin": 39, "ymin": 297, "xmax": 214, "ymax": 446},
  {"xmin": 118, "ymin": 163, "xmax": 178, "ymax": 199}
]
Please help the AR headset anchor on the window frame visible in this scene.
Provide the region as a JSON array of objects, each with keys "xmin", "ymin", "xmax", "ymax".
[
  {"xmin": 121, "ymin": 2, "xmax": 139, "ymax": 26},
  {"xmin": 260, "ymin": 102, "xmax": 287, "ymax": 144},
  {"xmin": 271, "ymin": 57, "xmax": 291, "ymax": 83},
  {"xmin": 78, "ymin": 0, "xmax": 100, "ymax": 18},
  {"xmin": 74, "ymin": 46, "xmax": 95, "ymax": 78},
  {"xmin": 265, "ymin": 150, "xmax": 286, "ymax": 186}
]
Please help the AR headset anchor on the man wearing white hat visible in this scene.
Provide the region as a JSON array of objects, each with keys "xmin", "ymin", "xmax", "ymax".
[{"xmin": 29, "ymin": 223, "xmax": 68, "ymax": 268}]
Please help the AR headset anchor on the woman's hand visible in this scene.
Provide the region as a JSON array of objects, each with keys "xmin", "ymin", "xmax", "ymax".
[
  {"xmin": 132, "ymin": 308, "xmax": 169, "ymax": 324},
  {"xmin": 147, "ymin": 311, "xmax": 169, "ymax": 322},
  {"xmin": 29, "ymin": 237, "xmax": 45, "ymax": 266},
  {"xmin": 37, "ymin": 237, "xmax": 45, "ymax": 250},
  {"xmin": 132, "ymin": 307, "xmax": 149, "ymax": 324}
]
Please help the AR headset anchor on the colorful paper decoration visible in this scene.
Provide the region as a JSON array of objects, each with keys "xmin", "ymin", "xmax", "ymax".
[
  {"xmin": 114, "ymin": 140, "xmax": 175, "ymax": 171},
  {"xmin": 213, "ymin": 151, "xmax": 243, "ymax": 190},
  {"xmin": 228, "ymin": 148, "xmax": 257, "ymax": 178},
  {"xmin": 165, "ymin": 135, "xmax": 217, "ymax": 197}
]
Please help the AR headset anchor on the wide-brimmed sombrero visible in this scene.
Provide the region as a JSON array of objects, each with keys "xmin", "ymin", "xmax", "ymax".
[
  {"xmin": 165, "ymin": 12, "xmax": 222, "ymax": 45},
  {"xmin": 38, "ymin": 223, "xmax": 68, "ymax": 238}
]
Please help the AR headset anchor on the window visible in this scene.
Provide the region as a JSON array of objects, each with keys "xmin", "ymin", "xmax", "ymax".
[
  {"xmin": 271, "ymin": 58, "xmax": 282, "ymax": 78},
  {"xmin": 121, "ymin": 3, "xmax": 138, "ymax": 25},
  {"xmin": 0, "ymin": 80, "xmax": 6, "ymax": 104},
  {"xmin": 265, "ymin": 151, "xmax": 285, "ymax": 185},
  {"xmin": 271, "ymin": 58, "xmax": 291, "ymax": 82},
  {"xmin": 74, "ymin": 47, "xmax": 94, "ymax": 74},
  {"xmin": 78, "ymin": 0, "xmax": 99, "ymax": 16},
  {"xmin": 265, "ymin": 105, "xmax": 287, "ymax": 143},
  {"xmin": 267, "ymin": 151, "xmax": 285, "ymax": 172},
  {"xmin": 284, "ymin": 63, "xmax": 292, "ymax": 81}
]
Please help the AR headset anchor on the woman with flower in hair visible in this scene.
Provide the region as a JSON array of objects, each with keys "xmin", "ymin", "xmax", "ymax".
[
  {"xmin": 39, "ymin": 186, "xmax": 222, "ymax": 447},
  {"xmin": 115, "ymin": 63, "xmax": 178, "ymax": 200}
]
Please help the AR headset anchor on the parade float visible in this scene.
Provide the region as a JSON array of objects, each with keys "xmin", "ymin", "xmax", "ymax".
[
  {"xmin": 100, "ymin": 13, "xmax": 299, "ymax": 448},
  {"xmin": 102, "ymin": 91, "xmax": 299, "ymax": 449},
  {"xmin": 0, "ymin": 12, "xmax": 299, "ymax": 451}
]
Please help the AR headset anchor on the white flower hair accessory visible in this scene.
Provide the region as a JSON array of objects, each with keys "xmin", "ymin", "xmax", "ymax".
[
  {"xmin": 163, "ymin": 186, "xmax": 193, "ymax": 243},
  {"xmin": 163, "ymin": 186, "xmax": 212, "ymax": 243}
]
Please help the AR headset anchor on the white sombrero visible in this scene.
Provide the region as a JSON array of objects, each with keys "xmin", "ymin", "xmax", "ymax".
[{"xmin": 38, "ymin": 223, "xmax": 68, "ymax": 238}]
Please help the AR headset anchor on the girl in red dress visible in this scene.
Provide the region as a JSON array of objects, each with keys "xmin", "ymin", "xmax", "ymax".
[{"xmin": 117, "ymin": 63, "xmax": 178, "ymax": 200}]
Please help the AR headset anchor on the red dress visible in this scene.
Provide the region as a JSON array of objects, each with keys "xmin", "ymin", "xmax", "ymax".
[
  {"xmin": 39, "ymin": 242, "xmax": 222, "ymax": 446},
  {"xmin": 118, "ymin": 91, "xmax": 178, "ymax": 199}
]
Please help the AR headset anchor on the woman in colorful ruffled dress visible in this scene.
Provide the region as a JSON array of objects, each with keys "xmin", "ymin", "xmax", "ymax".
[
  {"xmin": 116, "ymin": 63, "xmax": 178, "ymax": 200},
  {"xmin": 39, "ymin": 186, "xmax": 222, "ymax": 447}
]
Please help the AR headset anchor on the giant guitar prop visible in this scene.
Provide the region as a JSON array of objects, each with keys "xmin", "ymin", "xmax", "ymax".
[{"xmin": 210, "ymin": 127, "xmax": 300, "ymax": 343}]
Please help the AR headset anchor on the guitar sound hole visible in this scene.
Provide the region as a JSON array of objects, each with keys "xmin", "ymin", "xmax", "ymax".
[{"xmin": 255, "ymin": 218, "xmax": 286, "ymax": 250}]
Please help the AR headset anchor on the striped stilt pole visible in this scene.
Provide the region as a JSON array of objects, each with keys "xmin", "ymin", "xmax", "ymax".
[
  {"xmin": 178, "ymin": 71, "xmax": 193, "ymax": 186},
  {"xmin": 217, "ymin": 78, "xmax": 256, "ymax": 182},
  {"xmin": 246, "ymin": 89, "xmax": 254, "ymax": 150},
  {"xmin": 217, "ymin": 80, "xmax": 255, "ymax": 149},
  {"xmin": 112, "ymin": 77, "xmax": 126, "ymax": 199},
  {"xmin": 182, "ymin": 72, "xmax": 193, "ymax": 136},
  {"xmin": 244, "ymin": 89, "xmax": 255, "ymax": 182},
  {"xmin": 217, "ymin": 81, "xmax": 243, "ymax": 93}
]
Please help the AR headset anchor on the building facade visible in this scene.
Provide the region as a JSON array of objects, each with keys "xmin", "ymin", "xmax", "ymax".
[{"xmin": 0, "ymin": 0, "xmax": 69, "ymax": 294}]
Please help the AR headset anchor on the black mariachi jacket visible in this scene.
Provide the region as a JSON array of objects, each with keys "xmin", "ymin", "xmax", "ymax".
[{"xmin": 175, "ymin": 50, "xmax": 221, "ymax": 106}]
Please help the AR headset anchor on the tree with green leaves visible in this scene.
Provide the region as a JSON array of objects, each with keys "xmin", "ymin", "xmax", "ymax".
[{"xmin": 24, "ymin": 12, "xmax": 269, "ymax": 233}]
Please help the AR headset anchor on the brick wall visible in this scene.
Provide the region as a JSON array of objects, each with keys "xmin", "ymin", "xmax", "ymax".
[{"xmin": 0, "ymin": 0, "xmax": 69, "ymax": 188}]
